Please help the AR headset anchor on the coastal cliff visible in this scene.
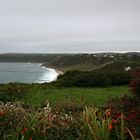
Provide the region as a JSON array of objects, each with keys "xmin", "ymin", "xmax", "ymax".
[{"xmin": 0, "ymin": 53, "xmax": 140, "ymax": 72}]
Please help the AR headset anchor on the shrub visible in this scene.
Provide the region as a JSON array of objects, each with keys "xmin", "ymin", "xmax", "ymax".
[
  {"xmin": 0, "ymin": 83, "xmax": 26, "ymax": 102},
  {"xmin": 80, "ymin": 107, "xmax": 135, "ymax": 140},
  {"xmin": 57, "ymin": 70, "xmax": 130, "ymax": 87},
  {"xmin": 106, "ymin": 96, "xmax": 140, "ymax": 138},
  {"xmin": 108, "ymin": 71, "xmax": 131, "ymax": 86},
  {"xmin": 80, "ymin": 107, "xmax": 111, "ymax": 140},
  {"xmin": 53, "ymin": 99, "xmax": 85, "ymax": 114},
  {"xmin": 0, "ymin": 101, "xmax": 27, "ymax": 140},
  {"xmin": 0, "ymin": 101, "xmax": 137, "ymax": 140},
  {"xmin": 0, "ymin": 101, "xmax": 80, "ymax": 140},
  {"xmin": 129, "ymin": 69, "xmax": 140, "ymax": 96}
]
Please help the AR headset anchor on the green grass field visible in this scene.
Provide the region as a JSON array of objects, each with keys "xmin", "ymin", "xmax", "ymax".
[{"xmin": 20, "ymin": 85, "xmax": 130, "ymax": 107}]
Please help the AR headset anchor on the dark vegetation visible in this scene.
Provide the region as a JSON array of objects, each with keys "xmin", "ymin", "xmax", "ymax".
[
  {"xmin": 129, "ymin": 68, "xmax": 140, "ymax": 96},
  {"xmin": 0, "ymin": 83, "xmax": 26, "ymax": 102},
  {"xmin": 57, "ymin": 70, "xmax": 131, "ymax": 87}
]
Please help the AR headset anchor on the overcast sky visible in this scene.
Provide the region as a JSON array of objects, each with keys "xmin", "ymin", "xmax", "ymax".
[{"xmin": 0, "ymin": 0, "xmax": 140, "ymax": 53}]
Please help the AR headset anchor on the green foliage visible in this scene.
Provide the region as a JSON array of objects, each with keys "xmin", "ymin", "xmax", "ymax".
[
  {"xmin": 53, "ymin": 99, "xmax": 85, "ymax": 114},
  {"xmin": 80, "ymin": 107, "xmax": 111, "ymax": 140},
  {"xmin": 129, "ymin": 69, "xmax": 140, "ymax": 96},
  {"xmin": 0, "ymin": 102, "xmax": 137, "ymax": 140},
  {"xmin": 106, "ymin": 95, "xmax": 140, "ymax": 138},
  {"xmin": 0, "ymin": 101, "xmax": 80, "ymax": 140},
  {"xmin": 0, "ymin": 82, "xmax": 129, "ymax": 107},
  {"xmin": 0, "ymin": 83, "xmax": 26, "ymax": 102},
  {"xmin": 107, "ymin": 71, "xmax": 131, "ymax": 86},
  {"xmin": 20, "ymin": 85, "xmax": 129, "ymax": 107},
  {"xmin": 57, "ymin": 70, "xmax": 131, "ymax": 87}
]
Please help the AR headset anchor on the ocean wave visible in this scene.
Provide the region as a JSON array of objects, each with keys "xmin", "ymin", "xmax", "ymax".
[{"xmin": 36, "ymin": 67, "xmax": 58, "ymax": 83}]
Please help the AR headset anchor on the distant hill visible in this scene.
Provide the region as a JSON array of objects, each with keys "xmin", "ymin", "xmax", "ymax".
[{"xmin": 0, "ymin": 53, "xmax": 140, "ymax": 72}]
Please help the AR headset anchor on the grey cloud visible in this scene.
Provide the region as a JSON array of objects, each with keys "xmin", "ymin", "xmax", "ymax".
[{"xmin": 0, "ymin": 0, "xmax": 140, "ymax": 53}]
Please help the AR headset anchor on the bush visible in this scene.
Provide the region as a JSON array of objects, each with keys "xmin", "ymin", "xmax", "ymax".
[
  {"xmin": 0, "ymin": 102, "xmax": 137, "ymax": 140},
  {"xmin": 79, "ymin": 107, "xmax": 135, "ymax": 140},
  {"xmin": 0, "ymin": 83, "xmax": 26, "ymax": 102},
  {"xmin": 129, "ymin": 69, "xmax": 140, "ymax": 96},
  {"xmin": 0, "ymin": 101, "xmax": 80, "ymax": 140},
  {"xmin": 57, "ymin": 70, "xmax": 131, "ymax": 87},
  {"xmin": 108, "ymin": 71, "xmax": 131, "ymax": 86},
  {"xmin": 53, "ymin": 99, "xmax": 85, "ymax": 114},
  {"xmin": 106, "ymin": 96, "xmax": 140, "ymax": 138}
]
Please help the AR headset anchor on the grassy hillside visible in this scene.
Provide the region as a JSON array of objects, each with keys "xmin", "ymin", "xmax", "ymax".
[
  {"xmin": 0, "ymin": 83, "xmax": 129, "ymax": 107},
  {"xmin": 43, "ymin": 53, "xmax": 140, "ymax": 71},
  {"xmin": 0, "ymin": 53, "xmax": 140, "ymax": 72},
  {"xmin": 18, "ymin": 85, "xmax": 129, "ymax": 107}
]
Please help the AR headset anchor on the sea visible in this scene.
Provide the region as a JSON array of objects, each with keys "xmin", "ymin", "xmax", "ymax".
[{"xmin": 0, "ymin": 63, "xmax": 58, "ymax": 83}]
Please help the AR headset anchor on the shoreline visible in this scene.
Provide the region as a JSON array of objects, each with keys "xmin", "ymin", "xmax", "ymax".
[
  {"xmin": 55, "ymin": 69, "xmax": 64, "ymax": 76},
  {"xmin": 41, "ymin": 63, "xmax": 64, "ymax": 77},
  {"xmin": 38, "ymin": 64, "xmax": 63, "ymax": 83}
]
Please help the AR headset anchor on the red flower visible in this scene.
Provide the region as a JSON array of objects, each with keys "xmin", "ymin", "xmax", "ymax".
[
  {"xmin": 128, "ymin": 114, "xmax": 136, "ymax": 119},
  {"xmin": 29, "ymin": 137, "xmax": 32, "ymax": 140},
  {"xmin": 0, "ymin": 111, "xmax": 6, "ymax": 116},
  {"xmin": 113, "ymin": 114, "xmax": 121, "ymax": 119},
  {"xmin": 109, "ymin": 123, "xmax": 113, "ymax": 131},
  {"xmin": 21, "ymin": 127, "xmax": 28, "ymax": 135},
  {"xmin": 112, "ymin": 119, "xmax": 117, "ymax": 123}
]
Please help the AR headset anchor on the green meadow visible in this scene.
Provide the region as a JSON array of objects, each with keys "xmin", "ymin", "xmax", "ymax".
[{"xmin": 20, "ymin": 85, "xmax": 130, "ymax": 107}]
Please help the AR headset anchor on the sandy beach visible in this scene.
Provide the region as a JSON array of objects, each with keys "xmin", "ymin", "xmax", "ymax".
[
  {"xmin": 55, "ymin": 69, "xmax": 64, "ymax": 76},
  {"xmin": 41, "ymin": 63, "xmax": 64, "ymax": 77}
]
